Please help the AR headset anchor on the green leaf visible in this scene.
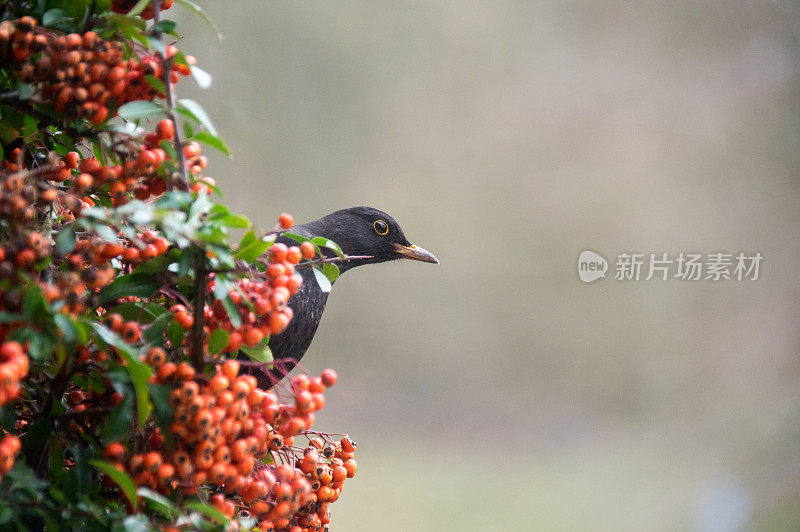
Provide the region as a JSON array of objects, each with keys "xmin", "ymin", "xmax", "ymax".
[
  {"xmin": 218, "ymin": 295, "xmax": 241, "ymax": 329},
  {"xmin": 55, "ymin": 224, "xmax": 77, "ymax": 255},
  {"xmin": 0, "ymin": 312, "xmax": 21, "ymax": 323},
  {"xmin": 147, "ymin": 383, "xmax": 174, "ymax": 427},
  {"xmin": 240, "ymin": 338, "xmax": 271, "ymax": 364},
  {"xmin": 151, "ymin": 19, "xmax": 177, "ymax": 34},
  {"xmin": 68, "ymin": 441, "xmax": 91, "ymax": 495},
  {"xmin": 211, "ymin": 277, "xmax": 242, "ymax": 328},
  {"xmin": 120, "ymin": 515, "xmax": 150, "ymax": 532},
  {"xmin": 22, "ymin": 417, "xmax": 50, "ymax": 456},
  {"xmin": 167, "ymin": 320, "xmax": 184, "ymax": 346},
  {"xmin": 94, "ymin": 224, "xmax": 118, "ymax": 243},
  {"xmin": 215, "ymin": 213, "xmax": 249, "ymax": 228},
  {"xmin": 91, "ymin": 324, "xmax": 152, "ymax": 425},
  {"xmin": 42, "ymin": 9, "xmax": 71, "ymax": 27},
  {"xmin": 0, "ymin": 405, "xmax": 14, "ymax": 433},
  {"xmin": 6, "ymin": 461, "xmax": 47, "ymax": 496},
  {"xmin": 177, "ymin": 98, "xmax": 217, "ymax": 135},
  {"xmin": 89, "ymin": 460, "xmax": 137, "ymax": 510},
  {"xmin": 175, "ymin": 0, "xmax": 223, "ymax": 40},
  {"xmin": 22, "ymin": 285, "xmax": 47, "ymax": 322},
  {"xmin": 282, "ymin": 232, "xmax": 311, "ymax": 244},
  {"xmin": 190, "ymin": 65, "xmax": 213, "ymax": 89},
  {"xmin": 193, "ymin": 130, "xmax": 230, "ymax": 156},
  {"xmin": 132, "ymin": 251, "xmax": 177, "ymax": 275},
  {"xmin": 144, "ymin": 74, "xmax": 165, "ymax": 94},
  {"xmin": 313, "ymin": 237, "xmax": 345, "ymax": 258},
  {"xmin": 322, "ymin": 262, "xmax": 340, "ymax": 283},
  {"xmin": 129, "ymin": 362, "xmax": 153, "ymax": 425},
  {"xmin": 98, "ymin": 273, "xmax": 161, "ymax": 305},
  {"xmin": 127, "ymin": 0, "xmax": 152, "ymax": 16},
  {"xmin": 143, "ymin": 311, "xmax": 172, "ymax": 345},
  {"xmin": 184, "ymin": 501, "xmax": 230, "ymax": 525},
  {"xmin": 22, "ymin": 114, "xmax": 38, "ymax": 143},
  {"xmin": 117, "ymin": 100, "xmax": 163, "ymax": 121},
  {"xmin": 238, "ymin": 229, "xmax": 257, "ymax": 250},
  {"xmin": 111, "ymin": 301, "xmax": 167, "ymax": 324},
  {"xmin": 146, "ymin": 35, "xmax": 168, "ymax": 57},
  {"xmin": 16, "ymin": 82, "xmax": 33, "ymax": 100},
  {"xmin": 53, "ymin": 314, "xmax": 78, "ymax": 343},
  {"xmin": 207, "ymin": 328, "xmax": 229, "ymax": 355},
  {"xmin": 101, "ymin": 390, "xmax": 133, "ymax": 444},
  {"xmin": 159, "ymin": 138, "xmax": 177, "ymax": 161},
  {"xmin": 313, "ymin": 267, "xmax": 332, "ymax": 293},
  {"xmin": 233, "ymin": 239, "xmax": 270, "ymax": 262},
  {"xmin": 27, "ymin": 330, "xmax": 54, "ymax": 361},
  {"xmin": 137, "ymin": 487, "xmax": 178, "ymax": 518}
]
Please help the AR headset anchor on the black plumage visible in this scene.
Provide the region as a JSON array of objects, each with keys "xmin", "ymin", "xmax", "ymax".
[{"xmin": 255, "ymin": 207, "xmax": 437, "ymax": 386}]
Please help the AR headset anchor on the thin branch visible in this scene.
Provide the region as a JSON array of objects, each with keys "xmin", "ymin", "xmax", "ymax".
[
  {"xmin": 188, "ymin": 249, "xmax": 208, "ymax": 369},
  {"xmin": 293, "ymin": 254, "xmax": 373, "ymax": 269},
  {"xmin": 212, "ymin": 254, "xmax": 373, "ymax": 275},
  {"xmin": 152, "ymin": 0, "xmax": 189, "ymax": 190}
]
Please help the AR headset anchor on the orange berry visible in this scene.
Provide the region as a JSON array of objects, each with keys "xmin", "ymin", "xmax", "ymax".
[
  {"xmin": 63, "ymin": 151, "xmax": 80, "ymax": 169},
  {"xmin": 221, "ymin": 359, "xmax": 240, "ymax": 380},
  {"xmin": 332, "ymin": 465, "xmax": 347, "ymax": 483},
  {"xmin": 286, "ymin": 246, "xmax": 301, "ymax": 264},
  {"xmin": 156, "ymin": 119, "xmax": 175, "ymax": 140},
  {"xmin": 243, "ymin": 327, "xmax": 263, "ymax": 347},
  {"xmin": 343, "ymin": 458, "xmax": 357, "ymax": 478},
  {"xmin": 268, "ymin": 243, "xmax": 288, "ymax": 263},
  {"xmin": 143, "ymin": 451, "xmax": 162, "ymax": 473},
  {"xmin": 226, "ymin": 331, "xmax": 243, "ymax": 352},
  {"xmin": 278, "ymin": 213, "xmax": 294, "ymax": 229},
  {"xmin": 320, "ymin": 369, "xmax": 338, "ymax": 387},
  {"xmin": 146, "ymin": 347, "xmax": 166, "ymax": 366},
  {"xmin": 209, "ymin": 374, "xmax": 229, "ymax": 393},
  {"xmin": 103, "ymin": 442, "xmax": 125, "ymax": 462},
  {"xmin": 0, "ymin": 342, "xmax": 23, "ymax": 361},
  {"xmin": 300, "ymin": 241, "xmax": 316, "ymax": 259},
  {"xmin": 157, "ymin": 463, "xmax": 174, "ymax": 482},
  {"xmin": 340, "ymin": 436, "xmax": 356, "ymax": 453},
  {"xmin": 120, "ymin": 322, "xmax": 141, "ymax": 343},
  {"xmin": 15, "ymin": 248, "xmax": 35, "ymax": 268}
]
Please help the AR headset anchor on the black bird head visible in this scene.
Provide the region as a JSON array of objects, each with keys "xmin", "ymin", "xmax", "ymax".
[
  {"xmin": 296, "ymin": 206, "xmax": 438, "ymax": 272},
  {"xmin": 255, "ymin": 206, "xmax": 438, "ymax": 387}
]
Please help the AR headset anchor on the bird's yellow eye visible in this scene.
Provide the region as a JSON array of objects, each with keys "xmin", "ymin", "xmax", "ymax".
[{"xmin": 373, "ymin": 219, "xmax": 389, "ymax": 235}]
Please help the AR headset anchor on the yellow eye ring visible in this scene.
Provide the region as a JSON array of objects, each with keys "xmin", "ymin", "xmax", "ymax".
[{"xmin": 373, "ymin": 220, "xmax": 389, "ymax": 235}]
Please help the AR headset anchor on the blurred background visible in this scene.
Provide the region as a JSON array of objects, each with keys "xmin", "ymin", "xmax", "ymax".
[{"xmin": 175, "ymin": 2, "xmax": 800, "ymax": 530}]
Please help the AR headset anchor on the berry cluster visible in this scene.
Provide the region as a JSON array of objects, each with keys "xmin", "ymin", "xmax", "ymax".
[
  {"xmin": 206, "ymin": 244, "xmax": 306, "ymax": 352},
  {"xmin": 0, "ymin": 9, "xmax": 359, "ymax": 529},
  {"xmin": 111, "ymin": 0, "xmax": 174, "ymax": 20},
  {"xmin": 0, "ymin": 342, "xmax": 28, "ymax": 406},
  {"xmin": 0, "ymin": 17, "xmax": 191, "ymax": 124},
  {"xmin": 99, "ymin": 362, "xmax": 353, "ymax": 531}
]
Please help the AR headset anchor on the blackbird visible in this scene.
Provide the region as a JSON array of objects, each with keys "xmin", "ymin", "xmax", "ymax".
[{"xmin": 254, "ymin": 206, "xmax": 438, "ymax": 386}]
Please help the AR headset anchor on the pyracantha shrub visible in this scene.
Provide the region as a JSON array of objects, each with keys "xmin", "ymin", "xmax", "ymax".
[{"xmin": 0, "ymin": 2, "xmax": 358, "ymax": 530}]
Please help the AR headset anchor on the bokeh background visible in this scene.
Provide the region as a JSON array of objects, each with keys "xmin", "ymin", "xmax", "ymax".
[{"xmin": 175, "ymin": 2, "xmax": 800, "ymax": 530}]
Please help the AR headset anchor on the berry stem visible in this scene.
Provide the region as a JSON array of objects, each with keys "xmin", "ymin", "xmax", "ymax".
[{"xmin": 152, "ymin": 0, "xmax": 189, "ymax": 191}]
